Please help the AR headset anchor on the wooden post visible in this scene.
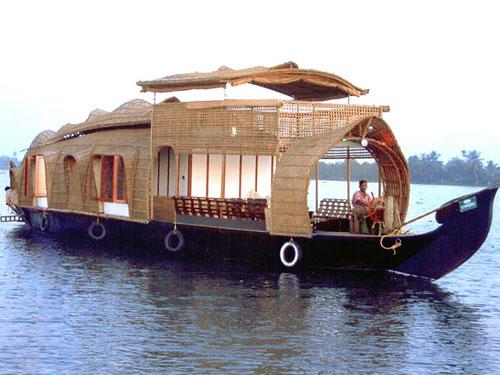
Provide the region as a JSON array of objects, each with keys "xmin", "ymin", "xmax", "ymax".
[
  {"xmin": 156, "ymin": 150, "xmax": 161, "ymax": 196},
  {"xmin": 167, "ymin": 149, "xmax": 171, "ymax": 196},
  {"xmin": 176, "ymin": 154, "xmax": 180, "ymax": 196},
  {"xmin": 315, "ymin": 163, "xmax": 319, "ymax": 212},
  {"xmin": 206, "ymin": 153, "xmax": 210, "ymax": 198},
  {"xmin": 221, "ymin": 154, "xmax": 226, "ymax": 198},
  {"xmin": 187, "ymin": 154, "xmax": 192, "ymax": 197},
  {"xmin": 346, "ymin": 147, "xmax": 351, "ymax": 203},
  {"xmin": 255, "ymin": 155, "xmax": 259, "ymax": 193},
  {"xmin": 238, "ymin": 154, "xmax": 242, "ymax": 198},
  {"xmin": 378, "ymin": 165, "xmax": 382, "ymax": 197}
]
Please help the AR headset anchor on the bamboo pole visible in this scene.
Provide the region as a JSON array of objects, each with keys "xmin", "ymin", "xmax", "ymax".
[
  {"xmin": 378, "ymin": 164, "xmax": 381, "ymax": 196},
  {"xmin": 315, "ymin": 163, "xmax": 319, "ymax": 212},
  {"xmin": 346, "ymin": 147, "xmax": 351, "ymax": 203}
]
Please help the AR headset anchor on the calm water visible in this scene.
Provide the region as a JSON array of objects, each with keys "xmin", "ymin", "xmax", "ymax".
[{"xmin": 1, "ymin": 171, "xmax": 499, "ymax": 374}]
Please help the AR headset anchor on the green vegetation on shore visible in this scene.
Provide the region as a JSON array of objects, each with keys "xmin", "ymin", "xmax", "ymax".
[{"xmin": 316, "ymin": 150, "xmax": 499, "ymax": 187}]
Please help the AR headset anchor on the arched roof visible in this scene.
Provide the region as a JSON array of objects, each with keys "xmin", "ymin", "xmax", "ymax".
[{"xmin": 269, "ymin": 116, "xmax": 409, "ymax": 238}]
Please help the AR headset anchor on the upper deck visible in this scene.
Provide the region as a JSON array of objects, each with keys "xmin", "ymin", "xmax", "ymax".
[{"xmin": 151, "ymin": 99, "xmax": 389, "ymax": 155}]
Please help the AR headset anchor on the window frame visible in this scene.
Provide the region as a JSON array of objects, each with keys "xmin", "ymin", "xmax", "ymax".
[
  {"xmin": 99, "ymin": 155, "xmax": 127, "ymax": 203},
  {"xmin": 24, "ymin": 155, "xmax": 47, "ymax": 197}
]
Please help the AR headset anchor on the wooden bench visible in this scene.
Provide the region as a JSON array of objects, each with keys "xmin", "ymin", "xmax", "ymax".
[
  {"xmin": 173, "ymin": 197, "xmax": 267, "ymax": 221},
  {"xmin": 313, "ymin": 198, "xmax": 352, "ymax": 232}
]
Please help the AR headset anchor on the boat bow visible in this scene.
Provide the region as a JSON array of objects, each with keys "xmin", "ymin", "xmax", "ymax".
[{"xmin": 394, "ymin": 184, "xmax": 498, "ymax": 280}]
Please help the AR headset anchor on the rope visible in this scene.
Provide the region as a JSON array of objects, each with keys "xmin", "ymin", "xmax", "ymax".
[
  {"xmin": 379, "ymin": 206, "xmax": 440, "ymax": 255},
  {"xmin": 379, "ymin": 229, "xmax": 402, "ymax": 255},
  {"xmin": 378, "ymin": 202, "xmax": 443, "ymax": 255}
]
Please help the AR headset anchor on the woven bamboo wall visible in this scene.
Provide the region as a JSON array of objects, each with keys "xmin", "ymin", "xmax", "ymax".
[
  {"xmin": 270, "ymin": 130, "xmax": 348, "ymax": 237},
  {"xmin": 269, "ymin": 115, "xmax": 409, "ymax": 238},
  {"xmin": 18, "ymin": 157, "xmax": 33, "ymax": 207},
  {"xmin": 151, "ymin": 101, "xmax": 387, "ymax": 156},
  {"xmin": 153, "ymin": 196, "xmax": 176, "ymax": 222},
  {"xmin": 152, "ymin": 102, "xmax": 280, "ymax": 155},
  {"xmin": 20, "ymin": 128, "xmax": 150, "ymax": 222}
]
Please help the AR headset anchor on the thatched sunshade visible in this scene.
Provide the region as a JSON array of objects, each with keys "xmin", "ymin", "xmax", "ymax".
[
  {"xmin": 269, "ymin": 115, "xmax": 409, "ymax": 238},
  {"xmin": 137, "ymin": 62, "xmax": 368, "ymax": 101}
]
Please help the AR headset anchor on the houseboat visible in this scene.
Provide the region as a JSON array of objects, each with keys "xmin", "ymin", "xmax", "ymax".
[{"xmin": 8, "ymin": 62, "xmax": 498, "ymax": 281}]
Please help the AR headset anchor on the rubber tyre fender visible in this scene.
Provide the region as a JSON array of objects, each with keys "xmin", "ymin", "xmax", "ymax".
[
  {"xmin": 88, "ymin": 221, "xmax": 106, "ymax": 240},
  {"xmin": 279, "ymin": 240, "xmax": 302, "ymax": 268},
  {"xmin": 164, "ymin": 229, "xmax": 184, "ymax": 252},
  {"xmin": 40, "ymin": 213, "xmax": 49, "ymax": 232}
]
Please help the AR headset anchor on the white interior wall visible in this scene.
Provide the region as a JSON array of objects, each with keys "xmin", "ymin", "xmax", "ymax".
[
  {"xmin": 191, "ymin": 154, "xmax": 207, "ymax": 197},
  {"xmin": 241, "ymin": 155, "xmax": 256, "ymax": 198},
  {"xmin": 168, "ymin": 148, "xmax": 177, "ymax": 196},
  {"xmin": 154, "ymin": 152, "xmax": 274, "ymax": 199},
  {"xmin": 257, "ymin": 155, "xmax": 272, "ymax": 198},
  {"xmin": 157, "ymin": 149, "xmax": 170, "ymax": 196},
  {"xmin": 103, "ymin": 202, "xmax": 129, "ymax": 217},
  {"xmin": 179, "ymin": 154, "xmax": 189, "ymax": 196},
  {"xmin": 36, "ymin": 197, "xmax": 48, "ymax": 208},
  {"xmin": 208, "ymin": 154, "xmax": 223, "ymax": 198},
  {"xmin": 225, "ymin": 155, "xmax": 240, "ymax": 198}
]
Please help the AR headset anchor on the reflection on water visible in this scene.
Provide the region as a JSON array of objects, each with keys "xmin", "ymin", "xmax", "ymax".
[
  {"xmin": 0, "ymin": 224, "xmax": 498, "ymax": 374},
  {"xmin": 1, "ymin": 171, "xmax": 499, "ymax": 374}
]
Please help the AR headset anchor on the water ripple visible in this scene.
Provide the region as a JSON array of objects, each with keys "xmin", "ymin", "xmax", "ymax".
[{"xmin": 1, "ymin": 175, "xmax": 499, "ymax": 374}]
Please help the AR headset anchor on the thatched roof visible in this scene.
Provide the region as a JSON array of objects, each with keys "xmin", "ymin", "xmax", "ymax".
[
  {"xmin": 29, "ymin": 130, "xmax": 56, "ymax": 148},
  {"xmin": 51, "ymin": 99, "xmax": 152, "ymax": 142},
  {"xmin": 137, "ymin": 62, "xmax": 368, "ymax": 101},
  {"xmin": 86, "ymin": 108, "xmax": 109, "ymax": 122}
]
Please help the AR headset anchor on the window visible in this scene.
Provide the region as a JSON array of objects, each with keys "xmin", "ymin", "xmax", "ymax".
[
  {"xmin": 24, "ymin": 155, "xmax": 47, "ymax": 197},
  {"xmin": 100, "ymin": 155, "xmax": 126, "ymax": 203}
]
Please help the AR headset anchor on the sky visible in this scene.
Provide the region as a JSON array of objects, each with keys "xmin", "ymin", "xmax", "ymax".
[{"xmin": 1, "ymin": 0, "xmax": 499, "ymax": 163}]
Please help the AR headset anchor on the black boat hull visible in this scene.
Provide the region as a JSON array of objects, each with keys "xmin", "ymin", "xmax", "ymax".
[{"xmin": 19, "ymin": 186, "xmax": 497, "ymax": 281}]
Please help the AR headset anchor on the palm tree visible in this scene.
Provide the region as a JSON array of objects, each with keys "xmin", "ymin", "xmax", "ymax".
[
  {"xmin": 461, "ymin": 150, "xmax": 484, "ymax": 185},
  {"xmin": 485, "ymin": 160, "xmax": 500, "ymax": 185}
]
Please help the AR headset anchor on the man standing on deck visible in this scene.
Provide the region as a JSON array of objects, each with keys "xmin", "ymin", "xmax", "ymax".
[{"xmin": 352, "ymin": 180, "xmax": 373, "ymax": 234}]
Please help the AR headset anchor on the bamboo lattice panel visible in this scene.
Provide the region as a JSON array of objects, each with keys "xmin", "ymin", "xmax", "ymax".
[{"xmin": 151, "ymin": 101, "xmax": 387, "ymax": 155}]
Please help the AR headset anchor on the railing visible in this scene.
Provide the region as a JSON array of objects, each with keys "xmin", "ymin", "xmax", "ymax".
[
  {"xmin": 173, "ymin": 196, "xmax": 267, "ymax": 221},
  {"xmin": 152, "ymin": 101, "xmax": 389, "ymax": 155},
  {"xmin": 277, "ymin": 102, "xmax": 389, "ymax": 151}
]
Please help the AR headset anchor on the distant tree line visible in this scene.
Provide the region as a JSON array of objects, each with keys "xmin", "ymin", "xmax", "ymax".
[
  {"xmin": 315, "ymin": 150, "xmax": 500, "ymax": 187},
  {"xmin": 2, "ymin": 150, "xmax": 499, "ymax": 187},
  {"xmin": 407, "ymin": 150, "xmax": 499, "ymax": 186}
]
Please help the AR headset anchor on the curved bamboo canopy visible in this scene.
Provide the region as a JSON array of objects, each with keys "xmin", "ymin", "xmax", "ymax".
[
  {"xmin": 137, "ymin": 62, "xmax": 368, "ymax": 101},
  {"xmin": 269, "ymin": 116, "xmax": 409, "ymax": 238}
]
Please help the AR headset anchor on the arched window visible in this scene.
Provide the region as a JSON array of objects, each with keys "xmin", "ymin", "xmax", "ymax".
[{"xmin": 99, "ymin": 155, "xmax": 126, "ymax": 203}]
